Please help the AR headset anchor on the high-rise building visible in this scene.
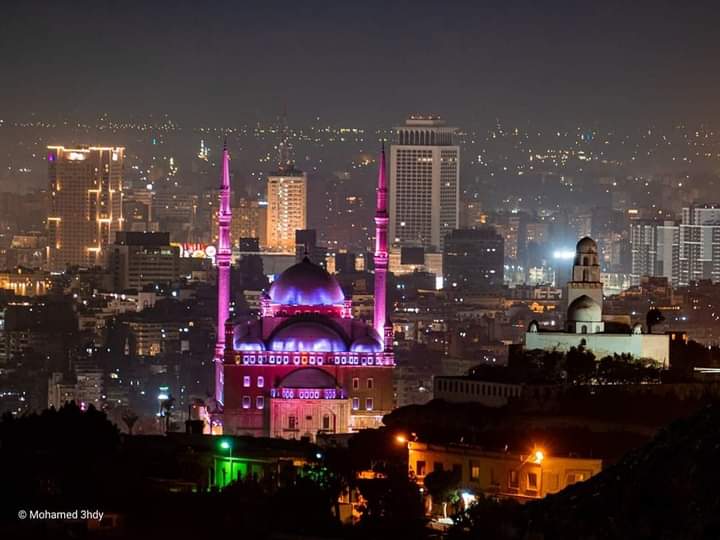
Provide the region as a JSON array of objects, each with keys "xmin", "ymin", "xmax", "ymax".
[
  {"xmin": 679, "ymin": 205, "xmax": 720, "ymax": 286},
  {"xmin": 265, "ymin": 138, "xmax": 307, "ymax": 252},
  {"xmin": 629, "ymin": 220, "xmax": 678, "ymax": 286},
  {"xmin": 47, "ymin": 146, "xmax": 125, "ymax": 271},
  {"xmin": 443, "ymin": 227, "xmax": 504, "ymax": 291},
  {"xmin": 107, "ymin": 232, "xmax": 180, "ymax": 292},
  {"xmin": 389, "ymin": 116, "xmax": 459, "ymax": 250}
]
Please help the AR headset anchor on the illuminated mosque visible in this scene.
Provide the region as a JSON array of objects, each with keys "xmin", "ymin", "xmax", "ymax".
[
  {"xmin": 210, "ymin": 143, "xmax": 394, "ymax": 438},
  {"xmin": 525, "ymin": 237, "xmax": 670, "ymax": 366}
]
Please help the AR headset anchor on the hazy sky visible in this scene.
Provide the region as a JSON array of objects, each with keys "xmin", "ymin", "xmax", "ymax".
[{"xmin": 2, "ymin": 0, "xmax": 719, "ymax": 127}]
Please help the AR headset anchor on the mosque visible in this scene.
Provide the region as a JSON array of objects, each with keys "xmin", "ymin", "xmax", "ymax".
[
  {"xmin": 524, "ymin": 237, "xmax": 670, "ymax": 367},
  {"xmin": 210, "ymin": 143, "xmax": 394, "ymax": 438}
]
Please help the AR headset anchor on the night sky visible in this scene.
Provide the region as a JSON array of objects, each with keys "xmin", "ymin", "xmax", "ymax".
[{"xmin": 1, "ymin": 0, "xmax": 719, "ymax": 127}]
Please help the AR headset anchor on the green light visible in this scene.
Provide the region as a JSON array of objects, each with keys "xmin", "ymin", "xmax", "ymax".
[{"xmin": 220, "ymin": 440, "xmax": 232, "ymax": 450}]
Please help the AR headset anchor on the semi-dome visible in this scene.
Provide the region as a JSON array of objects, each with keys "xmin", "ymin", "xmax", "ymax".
[
  {"xmin": 567, "ymin": 295, "xmax": 602, "ymax": 322},
  {"xmin": 269, "ymin": 321, "xmax": 347, "ymax": 352},
  {"xmin": 268, "ymin": 257, "xmax": 345, "ymax": 306},
  {"xmin": 278, "ymin": 368, "xmax": 339, "ymax": 389},
  {"xmin": 576, "ymin": 237, "xmax": 598, "ymax": 253},
  {"xmin": 350, "ymin": 335, "xmax": 383, "ymax": 353},
  {"xmin": 234, "ymin": 337, "xmax": 266, "ymax": 352}
]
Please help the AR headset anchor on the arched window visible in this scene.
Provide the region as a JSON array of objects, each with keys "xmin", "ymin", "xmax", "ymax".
[{"xmin": 581, "ymin": 325, "xmax": 588, "ymax": 334}]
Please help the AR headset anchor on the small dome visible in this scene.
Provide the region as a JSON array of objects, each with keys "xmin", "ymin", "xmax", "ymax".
[
  {"xmin": 350, "ymin": 335, "xmax": 383, "ymax": 352},
  {"xmin": 576, "ymin": 237, "xmax": 598, "ymax": 254},
  {"xmin": 568, "ymin": 295, "xmax": 601, "ymax": 322},
  {"xmin": 234, "ymin": 337, "xmax": 266, "ymax": 352},
  {"xmin": 279, "ymin": 368, "xmax": 338, "ymax": 389},
  {"xmin": 269, "ymin": 321, "xmax": 347, "ymax": 352},
  {"xmin": 268, "ymin": 257, "xmax": 345, "ymax": 306}
]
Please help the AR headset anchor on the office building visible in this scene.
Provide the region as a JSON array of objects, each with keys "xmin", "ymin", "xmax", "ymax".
[
  {"xmin": 107, "ymin": 232, "xmax": 180, "ymax": 291},
  {"xmin": 47, "ymin": 146, "xmax": 125, "ymax": 271},
  {"xmin": 443, "ymin": 227, "xmax": 504, "ymax": 291},
  {"xmin": 679, "ymin": 205, "xmax": 720, "ymax": 286},
  {"xmin": 389, "ymin": 116, "xmax": 459, "ymax": 250},
  {"xmin": 266, "ymin": 128, "xmax": 307, "ymax": 252},
  {"xmin": 629, "ymin": 220, "xmax": 678, "ymax": 286}
]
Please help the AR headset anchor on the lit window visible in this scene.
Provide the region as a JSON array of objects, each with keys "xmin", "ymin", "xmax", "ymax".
[
  {"xmin": 470, "ymin": 463, "xmax": 480, "ymax": 481},
  {"xmin": 365, "ymin": 398, "xmax": 374, "ymax": 411},
  {"xmin": 508, "ymin": 470, "xmax": 519, "ymax": 489},
  {"xmin": 243, "ymin": 376, "xmax": 250, "ymax": 387},
  {"xmin": 256, "ymin": 396, "xmax": 264, "ymax": 409},
  {"xmin": 566, "ymin": 472, "xmax": 586, "ymax": 485},
  {"xmin": 366, "ymin": 377, "xmax": 374, "ymax": 389},
  {"xmin": 527, "ymin": 472, "xmax": 539, "ymax": 491},
  {"xmin": 257, "ymin": 376, "xmax": 264, "ymax": 388},
  {"xmin": 352, "ymin": 397, "xmax": 359, "ymax": 410},
  {"xmin": 242, "ymin": 396, "xmax": 251, "ymax": 409},
  {"xmin": 352, "ymin": 377, "xmax": 359, "ymax": 390}
]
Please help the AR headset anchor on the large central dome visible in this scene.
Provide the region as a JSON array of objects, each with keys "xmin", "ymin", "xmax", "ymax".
[{"xmin": 269, "ymin": 257, "xmax": 345, "ymax": 306}]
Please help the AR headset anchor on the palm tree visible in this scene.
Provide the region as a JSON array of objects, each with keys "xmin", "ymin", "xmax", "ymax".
[{"xmin": 121, "ymin": 410, "xmax": 139, "ymax": 435}]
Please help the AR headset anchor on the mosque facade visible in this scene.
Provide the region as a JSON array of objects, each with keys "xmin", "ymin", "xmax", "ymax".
[
  {"xmin": 525, "ymin": 237, "xmax": 670, "ymax": 367},
  {"xmin": 214, "ymin": 146, "xmax": 394, "ymax": 438}
]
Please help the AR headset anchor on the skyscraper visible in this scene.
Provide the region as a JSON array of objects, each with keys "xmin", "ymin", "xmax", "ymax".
[
  {"xmin": 679, "ymin": 204, "xmax": 720, "ymax": 286},
  {"xmin": 266, "ymin": 127, "xmax": 307, "ymax": 252},
  {"xmin": 629, "ymin": 219, "xmax": 678, "ymax": 286},
  {"xmin": 47, "ymin": 146, "xmax": 125, "ymax": 271},
  {"xmin": 389, "ymin": 116, "xmax": 459, "ymax": 251}
]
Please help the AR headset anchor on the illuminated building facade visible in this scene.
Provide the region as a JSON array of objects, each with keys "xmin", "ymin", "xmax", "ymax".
[
  {"xmin": 220, "ymin": 149, "xmax": 394, "ymax": 439},
  {"xmin": 266, "ymin": 170, "xmax": 307, "ymax": 252},
  {"xmin": 266, "ymin": 124, "xmax": 307, "ymax": 252},
  {"xmin": 47, "ymin": 146, "xmax": 125, "ymax": 272},
  {"xmin": 389, "ymin": 116, "xmax": 459, "ymax": 251}
]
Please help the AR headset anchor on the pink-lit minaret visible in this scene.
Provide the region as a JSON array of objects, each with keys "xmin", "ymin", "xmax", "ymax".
[
  {"xmin": 215, "ymin": 139, "xmax": 232, "ymax": 404},
  {"xmin": 374, "ymin": 143, "xmax": 389, "ymax": 342}
]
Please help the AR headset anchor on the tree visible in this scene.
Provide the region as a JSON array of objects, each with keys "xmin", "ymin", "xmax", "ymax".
[
  {"xmin": 424, "ymin": 468, "xmax": 462, "ymax": 519},
  {"xmin": 646, "ymin": 308, "xmax": 665, "ymax": 334},
  {"xmin": 565, "ymin": 346, "xmax": 596, "ymax": 384},
  {"xmin": 121, "ymin": 410, "xmax": 139, "ymax": 435}
]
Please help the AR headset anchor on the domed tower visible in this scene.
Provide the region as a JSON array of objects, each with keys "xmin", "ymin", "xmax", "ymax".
[
  {"xmin": 566, "ymin": 236, "xmax": 603, "ymax": 311},
  {"xmin": 566, "ymin": 295, "xmax": 604, "ymax": 334}
]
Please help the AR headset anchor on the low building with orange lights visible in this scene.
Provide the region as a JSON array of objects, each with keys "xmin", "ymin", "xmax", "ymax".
[{"xmin": 408, "ymin": 441, "xmax": 602, "ymax": 502}]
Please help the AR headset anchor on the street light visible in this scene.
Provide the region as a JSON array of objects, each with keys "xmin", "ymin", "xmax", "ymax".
[
  {"xmin": 395, "ymin": 434, "xmax": 408, "ymax": 445},
  {"xmin": 219, "ymin": 439, "xmax": 233, "ymax": 485},
  {"xmin": 534, "ymin": 449, "xmax": 545, "ymax": 464}
]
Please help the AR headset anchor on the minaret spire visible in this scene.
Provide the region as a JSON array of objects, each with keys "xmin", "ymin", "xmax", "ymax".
[
  {"xmin": 215, "ymin": 138, "xmax": 232, "ymax": 404},
  {"xmin": 373, "ymin": 142, "xmax": 389, "ymax": 344}
]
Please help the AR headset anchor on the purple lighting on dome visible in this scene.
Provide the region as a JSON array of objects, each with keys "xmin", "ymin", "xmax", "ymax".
[
  {"xmin": 373, "ymin": 144, "xmax": 389, "ymax": 342},
  {"xmin": 268, "ymin": 258, "xmax": 345, "ymax": 306},
  {"xmin": 214, "ymin": 139, "xmax": 232, "ymax": 404},
  {"xmin": 270, "ymin": 336, "xmax": 345, "ymax": 353},
  {"xmin": 269, "ymin": 321, "xmax": 348, "ymax": 352}
]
